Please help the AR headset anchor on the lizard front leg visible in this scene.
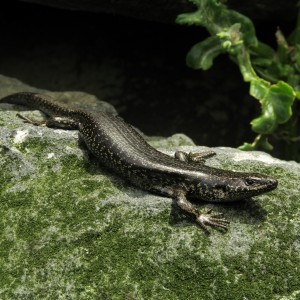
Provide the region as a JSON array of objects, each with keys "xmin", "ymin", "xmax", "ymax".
[{"xmin": 174, "ymin": 190, "xmax": 229, "ymax": 234}]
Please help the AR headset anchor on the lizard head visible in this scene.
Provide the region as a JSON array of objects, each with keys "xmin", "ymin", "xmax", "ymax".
[{"xmin": 190, "ymin": 171, "xmax": 278, "ymax": 202}]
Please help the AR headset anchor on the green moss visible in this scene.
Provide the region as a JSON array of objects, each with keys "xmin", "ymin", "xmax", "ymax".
[{"xmin": 1, "ymin": 111, "xmax": 300, "ymax": 299}]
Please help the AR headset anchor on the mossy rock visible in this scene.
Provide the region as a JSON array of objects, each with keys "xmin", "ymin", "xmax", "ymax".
[{"xmin": 0, "ymin": 76, "xmax": 299, "ymax": 299}]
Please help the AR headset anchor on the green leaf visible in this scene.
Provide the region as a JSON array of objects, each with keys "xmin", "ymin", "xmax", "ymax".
[
  {"xmin": 224, "ymin": 10, "xmax": 257, "ymax": 47},
  {"xmin": 238, "ymin": 135, "xmax": 273, "ymax": 152},
  {"xmin": 177, "ymin": 0, "xmax": 299, "ymax": 156},
  {"xmin": 250, "ymin": 80, "xmax": 295, "ymax": 133},
  {"xmin": 249, "ymin": 79, "xmax": 269, "ymax": 100},
  {"xmin": 295, "ymin": 91, "xmax": 300, "ymax": 99},
  {"xmin": 186, "ymin": 36, "xmax": 224, "ymax": 70},
  {"xmin": 251, "ymin": 113, "xmax": 277, "ymax": 133},
  {"xmin": 251, "ymin": 58, "xmax": 273, "ymax": 68},
  {"xmin": 275, "ymin": 28, "xmax": 289, "ymax": 64},
  {"xmin": 238, "ymin": 142, "xmax": 255, "ymax": 151},
  {"xmin": 290, "ymin": 44, "xmax": 300, "ymax": 73},
  {"xmin": 176, "ymin": 0, "xmax": 257, "ymax": 47},
  {"xmin": 235, "ymin": 47, "xmax": 257, "ymax": 82},
  {"xmin": 260, "ymin": 137, "xmax": 274, "ymax": 151},
  {"xmin": 251, "ymin": 41, "xmax": 276, "ymax": 59},
  {"xmin": 176, "ymin": 10, "xmax": 205, "ymax": 26}
]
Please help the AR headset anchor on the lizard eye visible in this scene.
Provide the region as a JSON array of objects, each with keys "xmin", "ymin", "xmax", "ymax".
[{"xmin": 245, "ymin": 178, "xmax": 255, "ymax": 186}]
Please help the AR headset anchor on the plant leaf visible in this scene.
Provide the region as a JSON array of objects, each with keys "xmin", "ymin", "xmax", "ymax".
[
  {"xmin": 238, "ymin": 142, "xmax": 255, "ymax": 151},
  {"xmin": 176, "ymin": 0, "xmax": 257, "ymax": 47},
  {"xmin": 186, "ymin": 36, "xmax": 224, "ymax": 70},
  {"xmin": 250, "ymin": 80, "xmax": 295, "ymax": 133}
]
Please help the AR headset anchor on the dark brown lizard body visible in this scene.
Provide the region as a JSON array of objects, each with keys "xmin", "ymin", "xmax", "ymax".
[{"xmin": 0, "ymin": 92, "xmax": 278, "ymax": 233}]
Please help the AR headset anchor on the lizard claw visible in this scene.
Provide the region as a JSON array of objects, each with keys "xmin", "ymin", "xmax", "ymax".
[{"xmin": 196, "ymin": 210, "xmax": 230, "ymax": 234}]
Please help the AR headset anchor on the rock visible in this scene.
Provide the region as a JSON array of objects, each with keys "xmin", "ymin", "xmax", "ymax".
[
  {"xmin": 0, "ymin": 75, "xmax": 299, "ymax": 299},
  {"xmin": 0, "ymin": 74, "xmax": 117, "ymax": 115}
]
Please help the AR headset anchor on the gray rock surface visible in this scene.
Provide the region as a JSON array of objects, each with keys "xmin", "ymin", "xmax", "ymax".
[{"xmin": 0, "ymin": 75, "xmax": 299, "ymax": 299}]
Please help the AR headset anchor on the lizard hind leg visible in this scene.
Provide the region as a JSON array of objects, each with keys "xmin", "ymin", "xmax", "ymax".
[
  {"xmin": 17, "ymin": 113, "xmax": 78, "ymax": 130},
  {"xmin": 174, "ymin": 190, "xmax": 229, "ymax": 234},
  {"xmin": 174, "ymin": 150, "xmax": 216, "ymax": 164},
  {"xmin": 16, "ymin": 113, "xmax": 47, "ymax": 126}
]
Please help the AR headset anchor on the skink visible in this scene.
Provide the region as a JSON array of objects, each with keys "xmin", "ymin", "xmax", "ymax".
[{"xmin": 0, "ymin": 92, "xmax": 278, "ymax": 233}]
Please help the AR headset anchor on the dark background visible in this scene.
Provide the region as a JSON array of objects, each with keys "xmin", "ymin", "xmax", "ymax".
[{"xmin": 0, "ymin": 1, "xmax": 296, "ymax": 148}]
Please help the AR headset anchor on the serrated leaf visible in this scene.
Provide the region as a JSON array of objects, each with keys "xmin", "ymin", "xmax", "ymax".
[{"xmin": 186, "ymin": 37, "xmax": 224, "ymax": 70}]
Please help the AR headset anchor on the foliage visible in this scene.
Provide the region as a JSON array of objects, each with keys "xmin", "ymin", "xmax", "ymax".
[{"xmin": 177, "ymin": 0, "xmax": 300, "ymax": 159}]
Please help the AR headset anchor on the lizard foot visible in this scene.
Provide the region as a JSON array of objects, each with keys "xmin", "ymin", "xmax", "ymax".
[
  {"xmin": 16, "ymin": 113, "xmax": 46, "ymax": 126},
  {"xmin": 196, "ymin": 209, "xmax": 230, "ymax": 235},
  {"xmin": 16, "ymin": 113, "xmax": 78, "ymax": 129}
]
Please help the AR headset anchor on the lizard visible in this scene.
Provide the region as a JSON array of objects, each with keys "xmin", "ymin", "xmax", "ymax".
[{"xmin": 0, "ymin": 92, "xmax": 278, "ymax": 234}]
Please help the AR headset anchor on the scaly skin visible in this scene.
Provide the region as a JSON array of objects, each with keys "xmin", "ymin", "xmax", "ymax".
[{"xmin": 0, "ymin": 92, "xmax": 278, "ymax": 234}]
